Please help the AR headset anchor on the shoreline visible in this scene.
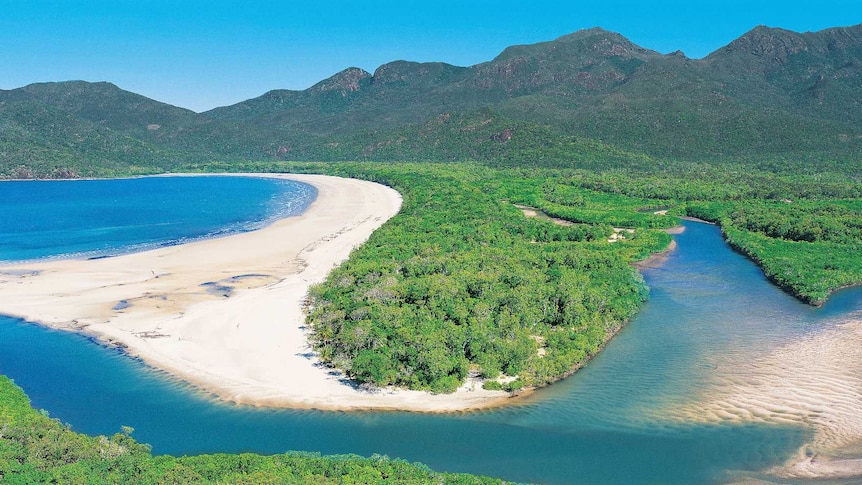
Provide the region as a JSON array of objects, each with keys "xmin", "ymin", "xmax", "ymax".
[
  {"xmin": 0, "ymin": 173, "xmax": 317, "ymax": 266},
  {"xmin": 633, "ymin": 239, "xmax": 678, "ymax": 270},
  {"xmin": 0, "ymin": 173, "xmax": 512, "ymax": 412}
]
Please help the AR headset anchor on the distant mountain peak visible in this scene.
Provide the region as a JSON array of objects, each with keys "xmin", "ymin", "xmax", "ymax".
[
  {"xmin": 371, "ymin": 61, "xmax": 467, "ymax": 90},
  {"xmin": 555, "ymin": 27, "xmax": 660, "ymax": 55},
  {"xmin": 309, "ymin": 67, "xmax": 371, "ymax": 95},
  {"xmin": 370, "ymin": 61, "xmax": 466, "ymax": 87},
  {"xmin": 704, "ymin": 25, "xmax": 813, "ymax": 75},
  {"xmin": 553, "ymin": 27, "xmax": 628, "ymax": 42},
  {"xmin": 372, "ymin": 60, "xmax": 422, "ymax": 83},
  {"xmin": 706, "ymin": 23, "xmax": 862, "ymax": 77},
  {"xmin": 553, "ymin": 26, "xmax": 615, "ymax": 41},
  {"xmin": 726, "ymin": 25, "xmax": 807, "ymax": 57},
  {"xmin": 23, "ymin": 80, "xmax": 121, "ymax": 94},
  {"xmin": 815, "ymin": 23, "xmax": 862, "ymax": 50},
  {"xmin": 493, "ymin": 27, "xmax": 659, "ymax": 64}
]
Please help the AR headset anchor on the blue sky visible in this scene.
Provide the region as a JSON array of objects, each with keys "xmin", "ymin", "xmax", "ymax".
[{"xmin": 1, "ymin": 0, "xmax": 859, "ymax": 112}]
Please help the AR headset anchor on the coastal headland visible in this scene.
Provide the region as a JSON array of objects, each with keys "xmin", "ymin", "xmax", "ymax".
[{"xmin": 0, "ymin": 174, "xmax": 510, "ymax": 411}]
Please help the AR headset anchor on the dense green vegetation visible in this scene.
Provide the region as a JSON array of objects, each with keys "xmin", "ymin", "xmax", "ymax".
[
  {"xmin": 307, "ymin": 166, "xmax": 670, "ymax": 392},
  {"xmin": 0, "ymin": 376, "xmax": 507, "ymax": 484},
  {"xmin": 545, "ymin": 165, "xmax": 862, "ymax": 305},
  {"xmin": 191, "ymin": 161, "xmax": 676, "ymax": 392},
  {"xmin": 55, "ymin": 157, "xmax": 847, "ymax": 390},
  {"xmin": 686, "ymin": 200, "xmax": 862, "ymax": 304}
]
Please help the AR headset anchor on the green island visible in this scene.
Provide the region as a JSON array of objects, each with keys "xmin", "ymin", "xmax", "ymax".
[{"xmin": 1, "ymin": 23, "xmax": 861, "ymax": 483}]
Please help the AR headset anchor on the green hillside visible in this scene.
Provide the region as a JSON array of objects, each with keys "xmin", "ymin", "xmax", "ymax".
[
  {"xmin": 0, "ymin": 101, "xmax": 156, "ymax": 177},
  {"xmin": 14, "ymin": 81, "xmax": 200, "ymax": 140},
  {"xmin": 2, "ymin": 24, "xmax": 861, "ymax": 174}
]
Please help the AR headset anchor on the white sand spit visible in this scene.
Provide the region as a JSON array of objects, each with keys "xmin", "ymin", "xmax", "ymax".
[{"xmin": 0, "ymin": 174, "xmax": 509, "ymax": 412}]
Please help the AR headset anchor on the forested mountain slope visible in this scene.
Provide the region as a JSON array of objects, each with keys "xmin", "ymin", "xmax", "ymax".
[{"xmin": 2, "ymin": 24, "xmax": 861, "ymax": 177}]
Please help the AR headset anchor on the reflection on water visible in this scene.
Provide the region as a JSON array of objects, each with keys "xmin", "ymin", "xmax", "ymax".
[{"xmin": 2, "ymin": 220, "xmax": 862, "ymax": 484}]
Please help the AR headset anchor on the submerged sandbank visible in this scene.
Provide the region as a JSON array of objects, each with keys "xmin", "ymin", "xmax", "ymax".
[
  {"xmin": 0, "ymin": 173, "xmax": 510, "ymax": 412},
  {"xmin": 666, "ymin": 314, "xmax": 862, "ymax": 480}
]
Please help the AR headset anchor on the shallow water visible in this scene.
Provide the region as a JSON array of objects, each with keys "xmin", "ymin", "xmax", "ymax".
[{"xmin": 1, "ymin": 178, "xmax": 861, "ymax": 484}]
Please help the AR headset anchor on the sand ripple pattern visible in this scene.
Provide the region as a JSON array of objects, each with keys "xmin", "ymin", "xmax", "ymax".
[{"xmin": 667, "ymin": 314, "xmax": 862, "ymax": 479}]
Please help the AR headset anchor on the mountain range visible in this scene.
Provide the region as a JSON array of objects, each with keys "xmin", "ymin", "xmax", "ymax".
[{"xmin": 1, "ymin": 23, "xmax": 861, "ymax": 177}]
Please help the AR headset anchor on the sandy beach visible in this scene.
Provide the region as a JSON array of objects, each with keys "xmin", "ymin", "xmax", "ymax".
[{"xmin": 0, "ymin": 173, "xmax": 510, "ymax": 411}]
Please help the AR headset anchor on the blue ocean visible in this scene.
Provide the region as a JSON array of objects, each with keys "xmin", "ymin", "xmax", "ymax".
[
  {"xmin": 1, "ymin": 177, "xmax": 861, "ymax": 484},
  {"xmin": 0, "ymin": 176, "xmax": 316, "ymax": 262}
]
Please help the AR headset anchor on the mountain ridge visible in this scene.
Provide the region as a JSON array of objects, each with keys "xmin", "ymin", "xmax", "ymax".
[{"xmin": 2, "ymin": 23, "xmax": 861, "ymax": 177}]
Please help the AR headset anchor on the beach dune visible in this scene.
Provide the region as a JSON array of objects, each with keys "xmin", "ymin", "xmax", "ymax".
[{"xmin": 0, "ymin": 174, "xmax": 509, "ymax": 411}]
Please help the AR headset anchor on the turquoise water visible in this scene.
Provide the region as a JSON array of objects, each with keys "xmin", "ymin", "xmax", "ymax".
[
  {"xmin": 0, "ymin": 176, "xmax": 315, "ymax": 262},
  {"xmin": 1, "ymin": 178, "xmax": 861, "ymax": 484}
]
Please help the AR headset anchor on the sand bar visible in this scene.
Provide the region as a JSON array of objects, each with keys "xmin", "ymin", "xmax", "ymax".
[
  {"xmin": 0, "ymin": 173, "xmax": 510, "ymax": 411},
  {"xmin": 665, "ymin": 314, "xmax": 862, "ymax": 479}
]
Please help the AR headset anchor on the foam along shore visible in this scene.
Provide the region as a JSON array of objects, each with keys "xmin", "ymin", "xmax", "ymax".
[{"xmin": 0, "ymin": 173, "xmax": 510, "ymax": 411}]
